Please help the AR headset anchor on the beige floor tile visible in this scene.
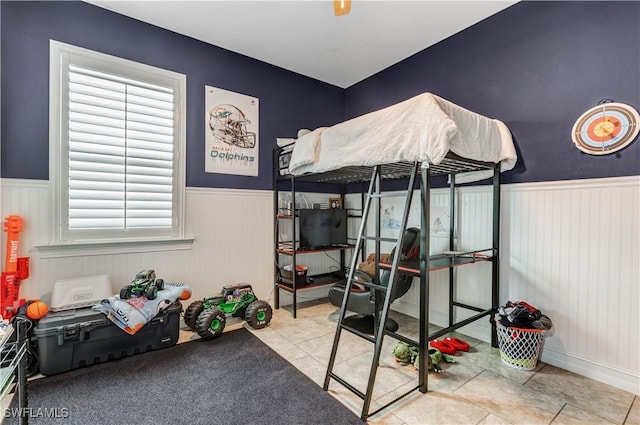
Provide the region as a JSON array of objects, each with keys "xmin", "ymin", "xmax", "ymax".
[
  {"xmin": 326, "ymin": 383, "xmax": 409, "ymax": 424},
  {"xmin": 371, "ymin": 375, "xmax": 421, "ymax": 407},
  {"xmin": 454, "ymin": 369, "xmax": 564, "ymax": 425},
  {"xmin": 296, "ymin": 301, "xmax": 342, "ymax": 321},
  {"xmin": 365, "ymin": 411, "xmax": 407, "ymax": 425},
  {"xmin": 297, "ymin": 330, "xmax": 373, "ymax": 365},
  {"xmin": 326, "ymin": 384, "xmax": 380, "ymax": 417},
  {"xmin": 332, "ymin": 350, "xmax": 418, "ymax": 401},
  {"xmin": 264, "ymin": 299, "xmax": 639, "ymax": 425},
  {"xmin": 246, "ymin": 326, "xmax": 309, "ymax": 362},
  {"xmin": 467, "ymin": 342, "xmax": 544, "ymax": 384},
  {"xmin": 382, "ymin": 389, "xmax": 491, "ymax": 425},
  {"xmin": 525, "ymin": 364, "xmax": 635, "ymax": 425},
  {"xmin": 551, "ymin": 404, "xmax": 616, "ymax": 425},
  {"xmin": 289, "ymin": 354, "xmax": 329, "ymax": 386},
  {"xmin": 478, "ymin": 413, "xmax": 514, "ymax": 424},
  {"xmin": 270, "ymin": 306, "xmax": 302, "ymax": 324},
  {"xmin": 269, "ymin": 316, "xmax": 336, "ymax": 344},
  {"xmin": 627, "ymin": 397, "xmax": 640, "ymax": 425}
]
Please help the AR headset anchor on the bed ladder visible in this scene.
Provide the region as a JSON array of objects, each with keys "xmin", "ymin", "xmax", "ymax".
[{"xmin": 323, "ymin": 162, "xmax": 422, "ymax": 421}]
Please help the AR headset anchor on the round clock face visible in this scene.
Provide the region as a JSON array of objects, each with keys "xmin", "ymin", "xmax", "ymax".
[{"xmin": 571, "ymin": 102, "xmax": 640, "ymax": 155}]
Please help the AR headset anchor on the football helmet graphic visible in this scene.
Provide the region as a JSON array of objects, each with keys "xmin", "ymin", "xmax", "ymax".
[{"xmin": 208, "ymin": 104, "xmax": 256, "ymax": 148}]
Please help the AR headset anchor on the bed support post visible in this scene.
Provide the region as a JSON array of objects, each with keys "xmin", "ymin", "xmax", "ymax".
[
  {"xmin": 491, "ymin": 163, "xmax": 500, "ymax": 347},
  {"xmin": 273, "ymin": 149, "xmax": 280, "ymax": 311},
  {"xmin": 418, "ymin": 165, "xmax": 430, "ymax": 394},
  {"xmin": 291, "ymin": 175, "xmax": 298, "ymax": 318},
  {"xmin": 449, "ymin": 174, "xmax": 456, "ymax": 327}
]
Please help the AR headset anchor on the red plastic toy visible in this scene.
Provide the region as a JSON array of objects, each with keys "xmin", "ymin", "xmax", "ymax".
[{"xmin": 1, "ymin": 215, "xmax": 29, "ymax": 319}]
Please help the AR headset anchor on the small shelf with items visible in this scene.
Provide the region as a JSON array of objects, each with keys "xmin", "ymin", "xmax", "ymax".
[
  {"xmin": 276, "ymin": 271, "xmax": 348, "ymax": 292},
  {"xmin": 274, "ymin": 239, "xmax": 354, "ymax": 317},
  {"xmin": 1, "ymin": 318, "xmax": 29, "ymax": 424}
]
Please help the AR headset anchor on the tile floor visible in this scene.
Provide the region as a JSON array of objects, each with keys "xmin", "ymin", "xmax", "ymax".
[{"xmin": 183, "ymin": 299, "xmax": 640, "ymax": 425}]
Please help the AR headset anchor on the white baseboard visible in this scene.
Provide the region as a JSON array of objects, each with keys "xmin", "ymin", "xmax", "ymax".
[{"xmin": 540, "ymin": 348, "xmax": 640, "ymax": 396}]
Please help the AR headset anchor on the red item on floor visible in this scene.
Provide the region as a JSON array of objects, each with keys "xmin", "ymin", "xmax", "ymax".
[
  {"xmin": 429, "ymin": 339, "xmax": 456, "ymax": 355},
  {"xmin": 445, "ymin": 336, "xmax": 470, "ymax": 352}
]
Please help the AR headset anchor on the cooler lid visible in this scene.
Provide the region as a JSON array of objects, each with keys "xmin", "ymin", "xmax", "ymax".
[{"xmin": 33, "ymin": 307, "xmax": 107, "ymax": 335}]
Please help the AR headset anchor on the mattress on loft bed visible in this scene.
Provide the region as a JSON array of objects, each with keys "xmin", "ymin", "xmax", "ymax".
[{"xmin": 288, "ymin": 93, "xmax": 517, "ymax": 181}]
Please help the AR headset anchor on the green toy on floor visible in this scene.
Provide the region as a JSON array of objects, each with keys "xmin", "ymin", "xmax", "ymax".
[{"xmin": 392, "ymin": 341, "xmax": 455, "ymax": 372}]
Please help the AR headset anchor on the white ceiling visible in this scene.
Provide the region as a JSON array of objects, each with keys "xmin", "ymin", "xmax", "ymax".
[{"xmin": 87, "ymin": 0, "xmax": 518, "ymax": 88}]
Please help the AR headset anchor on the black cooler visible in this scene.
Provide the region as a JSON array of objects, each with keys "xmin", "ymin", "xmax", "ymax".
[{"xmin": 33, "ymin": 301, "xmax": 182, "ymax": 375}]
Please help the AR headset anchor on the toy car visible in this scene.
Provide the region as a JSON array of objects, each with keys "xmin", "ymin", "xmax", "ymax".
[
  {"xmin": 184, "ymin": 283, "xmax": 272, "ymax": 340},
  {"xmin": 119, "ymin": 269, "xmax": 165, "ymax": 300}
]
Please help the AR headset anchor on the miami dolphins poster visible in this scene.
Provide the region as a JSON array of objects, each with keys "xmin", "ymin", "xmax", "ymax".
[{"xmin": 205, "ymin": 86, "xmax": 259, "ymax": 176}]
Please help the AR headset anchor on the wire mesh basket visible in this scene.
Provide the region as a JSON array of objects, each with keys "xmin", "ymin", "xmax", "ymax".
[{"xmin": 495, "ymin": 320, "xmax": 546, "ymax": 370}]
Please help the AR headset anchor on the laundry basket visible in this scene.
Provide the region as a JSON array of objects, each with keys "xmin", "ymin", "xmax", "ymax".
[{"xmin": 495, "ymin": 320, "xmax": 546, "ymax": 370}]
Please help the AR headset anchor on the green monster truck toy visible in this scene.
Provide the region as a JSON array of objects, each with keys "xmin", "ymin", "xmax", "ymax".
[
  {"xmin": 184, "ymin": 283, "xmax": 272, "ymax": 340},
  {"xmin": 119, "ymin": 269, "xmax": 165, "ymax": 301}
]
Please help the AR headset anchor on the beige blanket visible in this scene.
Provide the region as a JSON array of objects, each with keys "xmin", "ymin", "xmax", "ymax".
[{"xmin": 288, "ymin": 93, "xmax": 516, "ymax": 182}]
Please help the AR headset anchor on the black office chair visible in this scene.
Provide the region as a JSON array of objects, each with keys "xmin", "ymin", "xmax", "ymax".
[{"xmin": 328, "ymin": 227, "xmax": 420, "ymax": 334}]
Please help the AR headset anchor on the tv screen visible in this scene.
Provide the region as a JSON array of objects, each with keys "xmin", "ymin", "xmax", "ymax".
[{"xmin": 299, "ymin": 209, "xmax": 347, "ymax": 249}]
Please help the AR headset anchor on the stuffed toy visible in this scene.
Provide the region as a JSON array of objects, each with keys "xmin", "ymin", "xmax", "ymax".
[{"xmin": 357, "ymin": 253, "xmax": 391, "ymax": 278}]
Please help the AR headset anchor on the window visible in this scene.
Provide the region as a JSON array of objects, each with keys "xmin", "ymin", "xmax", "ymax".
[{"xmin": 49, "ymin": 41, "xmax": 186, "ymax": 245}]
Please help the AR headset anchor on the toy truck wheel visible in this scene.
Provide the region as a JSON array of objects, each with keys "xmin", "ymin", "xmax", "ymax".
[
  {"xmin": 155, "ymin": 279, "xmax": 165, "ymax": 290},
  {"xmin": 145, "ymin": 286, "xmax": 158, "ymax": 300},
  {"xmin": 184, "ymin": 301, "xmax": 204, "ymax": 330},
  {"xmin": 245, "ymin": 300, "xmax": 272, "ymax": 329},
  {"xmin": 119, "ymin": 286, "xmax": 130, "ymax": 299},
  {"xmin": 196, "ymin": 308, "xmax": 226, "ymax": 340}
]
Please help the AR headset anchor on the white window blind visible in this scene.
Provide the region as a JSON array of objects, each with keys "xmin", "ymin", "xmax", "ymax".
[
  {"xmin": 67, "ymin": 65, "xmax": 174, "ymax": 230},
  {"xmin": 50, "ymin": 41, "xmax": 186, "ymax": 244}
]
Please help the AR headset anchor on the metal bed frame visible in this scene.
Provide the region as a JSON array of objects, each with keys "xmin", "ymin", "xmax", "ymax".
[{"xmin": 274, "ymin": 147, "xmax": 501, "ymax": 420}]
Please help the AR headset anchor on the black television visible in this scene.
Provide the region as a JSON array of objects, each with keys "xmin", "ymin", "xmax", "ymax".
[{"xmin": 298, "ymin": 208, "xmax": 348, "ymax": 250}]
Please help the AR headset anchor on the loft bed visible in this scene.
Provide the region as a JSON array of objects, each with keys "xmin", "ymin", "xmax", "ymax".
[
  {"xmin": 277, "ymin": 92, "xmax": 517, "ymax": 421},
  {"xmin": 287, "ymin": 92, "xmax": 516, "ymax": 180}
]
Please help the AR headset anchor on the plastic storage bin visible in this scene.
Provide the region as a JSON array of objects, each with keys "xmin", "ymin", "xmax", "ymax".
[
  {"xmin": 33, "ymin": 301, "xmax": 182, "ymax": 375},
  {"xmin": 496, "ymin": 320, "xmax": 546, "ymax": 370},
  {"xmin": 279, "ymin": 265, "xmax": 308, "ymax": 287}
]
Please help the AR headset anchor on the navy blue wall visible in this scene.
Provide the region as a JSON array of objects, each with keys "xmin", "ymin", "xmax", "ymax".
[
  {"xmin": 0, "ymin": 1, "xmax": 344, "ymax": 190},
  {"xmin": 2, "ymin": 1, "xmax": 638, "ymax": 190},
  {"xmin": 345, "ymin": 1, "xmax": 640, "ymax": 184}
]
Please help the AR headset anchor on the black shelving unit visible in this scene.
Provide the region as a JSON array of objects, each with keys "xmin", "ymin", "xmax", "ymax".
[{"xmin": 273, "ymin": 148, "xmax": 357, "ymax": 318}]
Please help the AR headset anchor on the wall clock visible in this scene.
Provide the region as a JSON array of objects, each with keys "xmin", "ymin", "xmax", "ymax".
[{"xmin": 571, "ymin": 102, "xmax": 640, "ymax": 155}]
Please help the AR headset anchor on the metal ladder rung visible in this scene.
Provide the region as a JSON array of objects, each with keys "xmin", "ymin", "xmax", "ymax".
[
  {"xmin": 370, "ymin": 192, "xmax": 406, "ymax": 198},
  {"xmin": 362, "ymin": 235, "xmax": 398, "ymax": 243},
  {"xmin": 340, "ymin": 324, "xmax": 377, "ymax": 343},
  {"xmin": 328, "ymin": 372, "xmax": 366, "ymax": 400}
]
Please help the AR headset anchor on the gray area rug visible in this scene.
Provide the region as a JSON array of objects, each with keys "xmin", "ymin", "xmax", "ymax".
[{"xmin": 6, "ymin": 328, "xmax": 362, "ymax": 424}]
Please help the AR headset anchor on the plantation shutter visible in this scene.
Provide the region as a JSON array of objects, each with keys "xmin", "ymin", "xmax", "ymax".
[{"xmin": 67, "ymin": 64, "xmax": 175, "ymax": 231}]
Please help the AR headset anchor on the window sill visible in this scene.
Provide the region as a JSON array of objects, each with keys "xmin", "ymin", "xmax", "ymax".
[{"xmin": 34, "ymin": 238, "xmax": 195, "ymax": 259}]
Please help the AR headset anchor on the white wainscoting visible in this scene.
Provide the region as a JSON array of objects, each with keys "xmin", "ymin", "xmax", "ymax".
[
  {"xmin": 0, "ymin": 180, "xmax": 275, "ymax": 305},
  {"xmin": 501, "ymin": 176, "xmax": 639, "ymax": 395},
  {"xmin": 1, "ymin": 176, "xmax": 638, "ymax": 394}
]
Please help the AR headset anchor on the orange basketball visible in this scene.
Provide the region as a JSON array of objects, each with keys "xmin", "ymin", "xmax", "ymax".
[{"xmin": 26, "ymin": 300, "xmax": 49, "ymax": 320}]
